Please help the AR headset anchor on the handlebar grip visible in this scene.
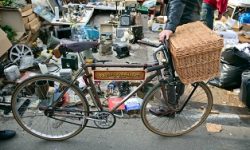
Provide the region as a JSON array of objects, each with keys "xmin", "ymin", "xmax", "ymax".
[
  {"xmin": 146, "ymin": 65, "xmax": 165, "ymax": 72},
  {"xmin": 137, "ymin": 40, "xmax": 161, "ymax": 47},
  {"xmin": 162, "ymin": 38, "xmax": 168, "ymax": 48},
  {"xmin": 95, "ymin": 59, "xmax": 112, "ymax": 63},
  {"xmin": 98, "ymin": 60, "xmax": 111, "ymax": 62}
]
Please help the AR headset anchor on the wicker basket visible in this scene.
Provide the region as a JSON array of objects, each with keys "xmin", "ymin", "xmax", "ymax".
[{"xmin": 169, "ymin": 21, "xmax": 224, "ymax": 84}]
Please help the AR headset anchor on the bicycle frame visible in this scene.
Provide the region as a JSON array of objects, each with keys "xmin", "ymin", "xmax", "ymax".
[
  {"xmin": 11, "ymin": 41, "xmax": 213, "ymax": 140},
  {"xmin": 84, "ymin": 63, "xmax": 160, "ymax": 113},
  {"xmin": 51, "ymin": 42, "xmax": 177, "ymax": 114}
]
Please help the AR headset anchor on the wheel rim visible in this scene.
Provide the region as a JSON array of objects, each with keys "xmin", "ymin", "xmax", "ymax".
[
  {"xmin": 142, "ymin": 82, "xmax": 212, "ymax": 136},
  {"xmin": 12, "ymin": 76, "xmax": 88, "ymax": 140},
  {"xmin": 9, "ymin": 44, "xmax": 33, "ymax": 63}
]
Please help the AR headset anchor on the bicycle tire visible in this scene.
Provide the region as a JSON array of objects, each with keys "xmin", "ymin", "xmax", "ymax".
[
  {"xmin": 141, "ymin": 81, "xmax": 213, "ymax": 136},
  {"xmin": 11, "ymin": 75, "xmax": 89, "ymax": 141}
]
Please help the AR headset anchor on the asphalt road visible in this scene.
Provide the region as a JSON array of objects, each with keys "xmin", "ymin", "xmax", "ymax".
[{"xmin": 1, "ymin": 116, "xmax": 250, "ymax": 150}]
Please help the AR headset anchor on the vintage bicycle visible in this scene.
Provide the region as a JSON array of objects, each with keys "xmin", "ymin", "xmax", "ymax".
[{"xmin": 11, "ymin": 40, "xmax": 213, "ymax": 141}]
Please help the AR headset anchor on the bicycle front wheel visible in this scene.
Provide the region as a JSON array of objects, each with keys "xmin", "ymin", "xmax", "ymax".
[
  {"xmin": 141, "ymin": 82, "xmax": 213, "ymax": 136},
  {"xmin": 11, "ymin": 75, "xmax": 89, "ymax": 141}
]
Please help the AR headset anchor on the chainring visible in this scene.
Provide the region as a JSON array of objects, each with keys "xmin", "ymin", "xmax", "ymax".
[{"xmin": 93, "ymin": 111, "xmax": 116, "ymax": 129}]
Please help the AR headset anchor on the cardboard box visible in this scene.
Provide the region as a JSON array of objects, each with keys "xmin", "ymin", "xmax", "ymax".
[
  {"xmin": 24, "ymin": 23, "xmax": 30, "ymax": 30},
  {"xmin": 226, "ymin": 18, "xmax": 242, "ymax": 31},
  {"xmin": 22, "ymin": 16, "xmax": 29, "ymax": 24},
  {"xmin": 0, "ymin": 7, "xmax": 25, "ymax": 40},
  {"xmin": 242, "ymin": 24, "xmax": 250, "ymax": 31},
  {"xmin": 100, "ymin": 23, "xmax": 114, "ymax": 34},
  {"xmin": 28, "ymin": 17, "xmax": 39, "ymax": 29},
  {"xmin": 19, "ymin": 4, "xmax": 33, "ymax": 12},
  {"xmin": 28, "ymin": 13, "xmax": 36, "ymax": 22},
  {"xmin": 125, "ymin": 0, "xmax": 137, "ymax": 7},
  {"xmin": 21, "ymin": 8, "xmax": 33, "ymax": 17},
  {"xmin": 239, "ymin": 35, "xmax": 250, "ymax": 43},
  {"xmin": 0, "ymin": 29, "xmax": 12, "ymax": 57},
  {"xmin": 151, "ymin": 23, "xmax": 166, "ymax": 32},
  {"xmin": 30, "ymin": 21, "xmax": 41, "ymax": 34}
]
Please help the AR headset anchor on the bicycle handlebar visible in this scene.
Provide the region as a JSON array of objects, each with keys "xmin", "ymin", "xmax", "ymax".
[
  {"xmin": 152, "ymin": 45, "xmax": 163, "ymax": 63},
  {"xmin": 162, "ymin": 39, "xmax": 168, "ymax": 49},
  {"xmin": 148, "ymin": 39, "xmax": 169, "ymax": 72},
  {"xmin": 146, "ymin": 64, "xmax": 165, "ymax": 72}
]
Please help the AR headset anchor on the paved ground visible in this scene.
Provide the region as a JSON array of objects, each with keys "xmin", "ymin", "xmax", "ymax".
[{"xmin": 0, "ymin": 116, "xmax": 250, "ymax": 150}]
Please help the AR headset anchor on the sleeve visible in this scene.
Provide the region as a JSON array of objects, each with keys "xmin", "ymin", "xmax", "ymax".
[
  {"xmin": 164, "ymin": 0, "xmax": 185, "ymax": 32},
  {"xmin": 217, "ymin": 0, "xmax": 228, "ymax": 14}
]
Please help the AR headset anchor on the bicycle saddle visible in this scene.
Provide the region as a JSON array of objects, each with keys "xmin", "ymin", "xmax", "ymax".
[{"xmin": 60, "ymin": 39, "xmax": 99, "ymax": 52}]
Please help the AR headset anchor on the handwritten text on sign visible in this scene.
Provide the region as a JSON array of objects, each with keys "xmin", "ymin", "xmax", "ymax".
[{"xmin": 93, "ymin": 70, "xmax": 145, "ymax": 80}]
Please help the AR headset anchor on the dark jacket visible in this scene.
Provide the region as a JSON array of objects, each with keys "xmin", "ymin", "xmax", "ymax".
[{"xmin": 165, "ymin": 0, "xmax": 202, "ymax": 32}]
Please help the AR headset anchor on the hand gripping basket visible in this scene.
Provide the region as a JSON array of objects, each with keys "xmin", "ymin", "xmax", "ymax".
[{"xmin": 169, "ymin": 21, "xmax": 224, "ymax": 84}]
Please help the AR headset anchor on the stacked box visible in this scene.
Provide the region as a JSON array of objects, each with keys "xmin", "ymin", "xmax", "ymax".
[
  {"xmin": 20, "ymin": 4, "xmax": 41, "ymax": 34},
  {"xmin": 169, "ymin": 21, "xmax": 224, "ymax": 84}
]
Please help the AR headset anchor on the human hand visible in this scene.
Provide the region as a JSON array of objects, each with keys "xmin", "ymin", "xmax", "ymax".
[
  {"xmin": 216, "ymin": 13, "xmax": 223, "ymax": 20},
  {"xmin": 159, "ymin": 30, "xmax": 173, "ymax": 42}
]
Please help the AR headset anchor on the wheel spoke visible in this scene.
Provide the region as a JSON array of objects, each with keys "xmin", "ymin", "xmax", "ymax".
[
  {"xmin": 15, "ymin": 46, "xmax": 21, "ymax": 54},
  {"xmin": 24, "ymin": 51, "xmax": 32, "ymax": 55},
  {"xmin": 11, "ymin": 53, "xmax": 20, "ymax": 57},
  {"xmin": 11, "ymin": 75, "xmax": 89, "ymax": 140},
  {"xmin": 10, "ymin": 44, "xmax": 33, "ymax": 63},
  {"xmin": 21, "ymin": 45, "xmax": 25, "ymax": 53},
  {"xmin": 142, "ymin": 82, "xmax": 212, "ymax": 136}
]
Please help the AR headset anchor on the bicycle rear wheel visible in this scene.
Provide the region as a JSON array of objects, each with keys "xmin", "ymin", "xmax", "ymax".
[
  {"xmin": 141, "ymin": 82, "xmax": 212, "ymax": 136},
  {"xmin": 11, "ymin": 75, "xmax": 89, "ymax": 141}
]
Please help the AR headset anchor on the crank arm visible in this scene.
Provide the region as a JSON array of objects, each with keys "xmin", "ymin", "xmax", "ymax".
[
  {"xmin": 49, "ymin": 116, "xmax": 83, "ymax": 126},
  {"xmin": 53, "ymin": 113, "xmax": 84, "ymax": 119}
]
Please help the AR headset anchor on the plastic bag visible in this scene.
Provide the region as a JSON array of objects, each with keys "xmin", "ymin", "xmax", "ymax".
[
  {"xmin": 71, "ymin": 25, "xmax": 99, "ymax": 41},
  {"xmin": 221, "ymin": 47, "xmax": 250, "ymax": 66},
  {"xmin": 33, "ymin": 5, "xmax": 55, "ymax": 22},
  {"xmin": 239, "ymin": 12, "xmax": 250, "ymax": 24},
  {"xmin": 142, "ymin": 0, "xmax": 157, "ymax": 9},
  {"xmin": 31, "ymin": 0, "xmax": 49, "ymax": 7},
  {"xmin": 19, "ymin": 56, "xmax": 34, "ymax": 70},
  {"xmin": 125, "ymin": 97, "xmax": 143, "ymax": 111},
  {"xmin": 208, "ymin": 63, "xmax": 248, "ymax": 89}
]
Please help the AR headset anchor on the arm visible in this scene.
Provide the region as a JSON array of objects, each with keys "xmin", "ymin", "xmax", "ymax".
[
  {"xmin": 217, "ymin": 0, "xmax": 228, "ymax": 15},
  {"xmin": 159, "ymin": 0, "xmax": 185, "ymax": 41},
  {"xmin": 165, "ymin": 0, "xmax": 185, "ymax": 32}
]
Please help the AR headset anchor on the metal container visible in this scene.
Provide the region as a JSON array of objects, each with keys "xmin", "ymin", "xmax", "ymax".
[
  {"xmin": 240, "ymin": 70, "xmax": 250, "ymax": 107},
  {"xmin": 4, "ymin": 65, "xmax": 20, "ymax": 81}
]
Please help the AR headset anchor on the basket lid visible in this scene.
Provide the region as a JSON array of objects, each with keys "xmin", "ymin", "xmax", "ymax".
[{"xmin": 169, "ymin": 21, "xmax": 224, "ymax": 56}]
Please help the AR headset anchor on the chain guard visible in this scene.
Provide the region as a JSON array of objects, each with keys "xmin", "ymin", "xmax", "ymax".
[{"xmin": 50, "ymin": 109, "xmax": 116, "ymax": 129}]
